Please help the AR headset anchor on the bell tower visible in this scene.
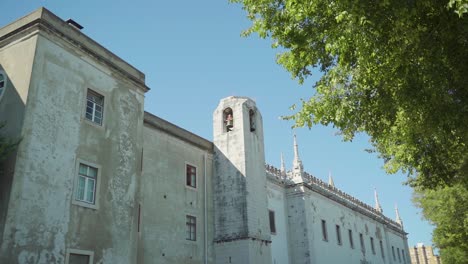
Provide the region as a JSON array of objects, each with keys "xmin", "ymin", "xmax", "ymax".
[{"xmin": 213, "ymin": 96, "xmax": 272, "ymax": 264}]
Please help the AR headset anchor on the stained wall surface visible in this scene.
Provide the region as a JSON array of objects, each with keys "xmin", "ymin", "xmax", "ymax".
[
  {"xmin": 139, "ymin": 114, "xmax": 214, "ymax": 264},
  {"xmin": 0, "ymin": 8, "xmax": 146, "ymax": 264}
]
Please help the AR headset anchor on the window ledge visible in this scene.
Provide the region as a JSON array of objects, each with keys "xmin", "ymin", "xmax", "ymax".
[{"xmin": 72, "ymin": 199, "xmax": 99, "ymax": 210}]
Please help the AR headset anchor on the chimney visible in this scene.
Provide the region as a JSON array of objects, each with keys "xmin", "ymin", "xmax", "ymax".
[{"xmin": 66, "ymin": 19, "xmax": 83, "ymax": 30}]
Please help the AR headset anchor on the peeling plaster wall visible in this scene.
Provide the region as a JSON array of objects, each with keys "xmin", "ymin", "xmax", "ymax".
[
  {"xmin": 1, "ymin": 30, "xmax": 144, "ymax": 264},
  {"xmin": 285, "ymin": 185, "xmax": 409, "ymax": 264},
  {"xmin": 266, "ymin": 181, "xmax": 291, "ymax": 264},
  {"xmin": 0, "ymin": 31, "xmax": 38, "ymax": 256},
  {"xmin": 140, "ymin": 124, "xmax": 214, "ymax": 264}
]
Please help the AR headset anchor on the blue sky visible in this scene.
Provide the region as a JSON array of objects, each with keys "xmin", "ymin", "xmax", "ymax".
[{"xmin": 1, "ymin": 0, "xmax": 435, "ymax": 248}]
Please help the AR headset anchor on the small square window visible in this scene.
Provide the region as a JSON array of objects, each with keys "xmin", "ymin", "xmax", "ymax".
[
  {"xmin": 66, "ymin": 249, "xmax": 93, "ymax": 264},
  {"xmin": 85, "ymin": 89, "xmax": 104, "ymax": 125},
  {"xmin": 75, "ymin": 163, "xmax": 97, "ymax": 204},
  {"xmin": 269, "ymin": 210, "xmax": 276, "ymax": 234},
  {"xmin": 186, "ymin": 215, "xmax": 196, "ymax": 241},
  {"xmin": 186, "ymin": 164, "xmax": 197, "ymax": 188}
]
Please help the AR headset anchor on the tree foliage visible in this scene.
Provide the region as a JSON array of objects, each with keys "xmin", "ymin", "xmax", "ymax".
[
  {"xmin": 413, "ymin": 184, "xmax": 468, "ymax": 263},
  {"xmin": 232, "ymin": 0, "xmax": 468, "ymax": 189}
]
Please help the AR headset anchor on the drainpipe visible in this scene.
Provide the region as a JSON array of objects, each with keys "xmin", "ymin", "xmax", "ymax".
[{"xmin": 204, "ymin": 152, "xmax": 208, "ymax": 264}]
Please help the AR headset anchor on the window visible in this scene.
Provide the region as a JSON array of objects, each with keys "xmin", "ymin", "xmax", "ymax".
[
  {"xmin": 359, "ymin": 233, "xmax": 365, "ymax": 254},
  {"xmin": 85, "ymin": 89, "xmax": 104, "ymax": 125},
  {"xmin": 392, "ymin": 246, "xmax": 396, "ymax": 261},
  {"xmin": 348, "ymin": 229, "xmax": 354, "ymax": 249},
  {"xmin": 66, "ymin": 249, "xmax": 94, "ymax": 264},
  {"xmin": 223, "ymin": 108, "xmax": 233, "ymax": 132},
  {"xmin": 402, "ymin": 249, "xmax": 406, "ymax": 263},
  {"xmin": 75, "ymin": 163, "xmax": 97, "ymax": 204},
  {"xmin": 370, "ymin": 237, "xmax": 376, "ymax": 255},
  {"xmin": 186, "ymin": 215, "xmax": 196, "ymax": 241},
  {"xmin": 186, "ymin": 164, "xmax": 197, "ymax": 188},
  {"xmin": 380, "ymin": 240, "xmax": 385, "ymax": 259},
  {"xmin": 0, "ymin": 72, "xmax": 5, "ymax": 99},
  {"xmin": 269, "ymin": 210, "xmax": 276, "ymax": 234},
  {"xmin": 321, "ymin": 220, "xmax": 328, "ymax": 241},
  {"xmin": 336, "ymin": 225, "xmax": 342, "ymax": 245},
  {"xmin": 249, "ymin": 109, "xmax": 256, "ymax": 132},
  {"xmin": 397, "ymin": 247, "xmax": 401, "ymax": 262}
]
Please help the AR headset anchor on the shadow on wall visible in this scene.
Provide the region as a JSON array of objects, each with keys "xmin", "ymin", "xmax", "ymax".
[
  {"xmin": 213, "ymin": 145, "xmax": 249, "ymax": 241},
  {"xmin": 0, "ymin": 65, "xmax": 26, "ymax": 250}
]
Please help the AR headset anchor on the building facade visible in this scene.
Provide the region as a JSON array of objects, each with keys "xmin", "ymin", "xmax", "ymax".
[
  {"xmin": 409, "ymin": 243, "xmax": 441, "ymax": 264},
  {"xmin": 0, "ymin": 8, "xmax": 410, "ymax": 264}
]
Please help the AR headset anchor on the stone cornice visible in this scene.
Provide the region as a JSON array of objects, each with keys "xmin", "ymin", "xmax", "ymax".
[
  {"xmin": 0, "ymin": 7, "xmax": 150, "ymax": 94},
  {"xmin": 265, "ymin": 164, "xmax": 407, "ymax": 236}
]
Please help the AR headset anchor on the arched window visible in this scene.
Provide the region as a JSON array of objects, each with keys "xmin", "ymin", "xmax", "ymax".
[
  {"xmin": 223, "ymin": 108, "xmax": 233, "ymax": 132},
  {"xmin": 249, "ymin": 109, "xmax": 256, "ymax": 132}
]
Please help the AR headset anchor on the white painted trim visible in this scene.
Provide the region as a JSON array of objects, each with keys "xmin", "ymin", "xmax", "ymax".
[
  {"xmin": 184, "ymin": 161, "xmax": 198, "ymax": 191},
  {"xmin": 65, "ymin": 248, "xmax": 94, "ymax": 264},
  {"xmin": 71, "ymin": 158, "xmax": 102, "ymax": 210},
  {"xmin": 81, "ymin": 86, "xmax": 107, "ymax": 130}
]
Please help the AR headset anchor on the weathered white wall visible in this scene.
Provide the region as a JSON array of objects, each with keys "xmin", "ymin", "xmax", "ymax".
[
  {"xmin": 1, "ymin": 28, "xmax": 145, "ymax": 263},
  {"xmin": 285, "ymin": 184, "xmax": 409, "ymax": 264},
  {"xmin": 266, "ymin": 180, "xmax": 290, "ymax": 264},
  {"xmin": 213, "ymin": 97, "xmax": 271, "ymax": 264},
  {"xmin": 0, "ymin": 30, "xmax": 38, "ymax": 256},
  {"xmin": 140, "ymin": 121, "xmax": 214, "ymax": 264}
]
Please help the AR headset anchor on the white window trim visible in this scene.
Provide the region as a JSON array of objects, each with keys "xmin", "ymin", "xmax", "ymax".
[
  {"xmin": 185, "ymin": 214, "xmax": 197, "ymax": 241},
  {"xmin": 65, "ymin": 248, "xmax": 94, "ymax": 264},
  {"xmin": 82, "ymin": 87, "xmax": 106, "ymax": 129},
  {"xmin": 0, "ymin": 70, "xmax": 7, "ymax": 103},
  {"xmin": 185, "ymin": 162, "xmax": 198, "ymax": 190},
  {"xmin": 72, "ymin": 158, "xmax": 101, "ymax": 210}
]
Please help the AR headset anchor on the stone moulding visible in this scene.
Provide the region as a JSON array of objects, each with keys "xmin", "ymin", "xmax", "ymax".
[{"xmin": 265, "ymin": 163, "xmax": 407, "ymax": 235}]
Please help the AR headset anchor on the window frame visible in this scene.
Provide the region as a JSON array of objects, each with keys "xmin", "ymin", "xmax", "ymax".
[
  {"xmin": 269, "ymin": 210, "xmax": 276, "ymax": 234},
  {"xmin": 72, "ymin": 159, "xmax": 101, "ymax": 210},
  {"xmin": 370, "ymin": 237, "xmax": 376, "ymax": 255},
  {"xmin": 83, "ymin": 88, "xmax": 105, "ymax": 127},
  {"xmin": 359, "ymin": 233, "xmax": 365, "ymax": 254},
  {"xmin": 392, "ymin": 246, "xmax": 396, "ymax": 261},
  {"xmin": 336, "ymin": 225, "xmax": 342, "ymax": 245},
  {"xmin": 397, "ymin": 247, "xmax": 401, "ymax": 262},
  {"xmin": 348, "ymin": 229, "xmax": 354, "ymax": 249},
  {"xmin": 0, "ymin": 71, "xmax": 7, "ymax": 102},
  {"xmin": 185, "ymin": 163, "xmax": 197, "ymax": 189},
  {"xmin": 65, "ymin": 248, "xmax": 94, "ymax": 264},
  {"xmin": 186, "ymin": 215, "xmax": 197, "ymax": 241},
  {"xmin": 380, "ymin": 240, "xmax": 385, "ymax": 259},
  {"xmin": 321, "ymin": 220, "xmax": 328, "ymax": 241}
]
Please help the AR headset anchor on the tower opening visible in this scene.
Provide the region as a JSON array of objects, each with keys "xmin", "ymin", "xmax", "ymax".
[
  {"xmin": 223, "ymin": 108, "xmax": 233, "ymax": 132},
  {"xmin": 249, "ymin": 109, "xmax": 256, "ymax": 132}
]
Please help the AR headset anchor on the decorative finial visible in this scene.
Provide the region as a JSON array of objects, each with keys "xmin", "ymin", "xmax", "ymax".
[
  {"xmin": 280, "ymin": 152, "xmax": 286, "ymax": 176},
  {"xmin": 291, "ymin": 133, "xmax": 304, "ymax": 183},
  {"xmin": 374, "ymin": 188, "xmax": 383, "ymax": 214},
  {"xmin": 395, "ymin": 204, "xmax": 403, "ymax": 228},
  {"xmin": 328, "ymin": 171, "xmax": 335, "ymax": 187}
]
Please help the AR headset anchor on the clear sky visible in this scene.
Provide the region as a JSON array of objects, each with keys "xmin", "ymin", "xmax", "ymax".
[{"xmin": 1, "ymin": 0, "xmax": 435, "ymax": 248}]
